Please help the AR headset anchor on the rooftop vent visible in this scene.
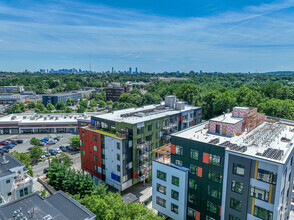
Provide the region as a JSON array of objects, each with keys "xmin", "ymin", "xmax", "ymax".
[
  {"xmin": 43, "ymin": 215, "xmax": 53, "ymax": 220},
  {"xmin": 11, "ymin": 116, "xmax": 17, "ymax": 120}
]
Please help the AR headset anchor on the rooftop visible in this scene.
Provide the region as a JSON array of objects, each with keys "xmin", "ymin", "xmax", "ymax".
[
  {"xmin": 173, "ymin": 115, "xmax": 294, "ymax": 164},
  {"xmin": 0, "ymin": 112, "xmax": 101, "ymax": 124},
  {"xmin": 0, "ymin": 191, "xmax": 96, "ymax": 220},
  {"xmin": 0, "ymin": 154, "xmax": 25, "ymax": 178},
  {"xmin": 93, "ymin": 102, "xmax": 200, "ymax": 124}
]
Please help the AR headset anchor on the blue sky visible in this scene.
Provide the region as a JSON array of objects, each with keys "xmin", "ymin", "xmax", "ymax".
[{"xmin": 1, "ymin": 0, "xmax": 294, "ymax": 72}]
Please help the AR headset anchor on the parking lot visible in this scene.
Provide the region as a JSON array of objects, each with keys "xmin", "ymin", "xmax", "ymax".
[{"xmin": 0, "ymin": 133, "xmax": 76, "ymax": 153}]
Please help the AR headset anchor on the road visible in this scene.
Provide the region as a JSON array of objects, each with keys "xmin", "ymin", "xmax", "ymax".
[{"xmin": 32, "ymin": 151, "xmax": 81, "ymax": 178}]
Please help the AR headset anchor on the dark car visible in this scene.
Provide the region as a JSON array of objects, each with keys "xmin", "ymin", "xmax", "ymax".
[
  {"xmin": 1, "ymin": 148, "xmax": 9, "ymax": 153},
  {"xmin": 5, "ymin": 143, "xmax": 15, "ymax": 148},
  {"xmin": 3, "ymin": 145, "xmax": 13, "ymax": 149},
  {"xmin": 66, "ymin": 145, "xmax": 73, "ymax": 151},
  {"xmin": 16, "ymin": 139, "xmax": 23, "ymax": 144},
  {"xmin": 59, "ymin": 146, "xmax": 67, "ymax": 152},
  {"xmin": 10, "ymin": 141, "xmax": 17, "ymax": 145},
  {"xmin": 43, "ymin": 167, "xmax": 49, "ymax": 174},
  {"xmin": 54, "ymin": 137, "xmax": 61, "ymax": 141},
  {"xmin": 49, "ymin": 149, "xmax": 57, "ymax": 155}
]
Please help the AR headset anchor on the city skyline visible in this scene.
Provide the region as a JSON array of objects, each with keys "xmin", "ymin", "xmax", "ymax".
[{"xmin": 1, "ymin": 0, "xmax": 294, "ymax": 72}]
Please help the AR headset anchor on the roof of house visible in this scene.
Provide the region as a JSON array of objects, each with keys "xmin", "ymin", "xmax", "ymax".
[
  {"xmin": 0, "ymin": 154, "xmax": 24, "ymax": 178},
  {"xmin": 0, "ymin": 191, "xmax": 96, "ymax": 220}
]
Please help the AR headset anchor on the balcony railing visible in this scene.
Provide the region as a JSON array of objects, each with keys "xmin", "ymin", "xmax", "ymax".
[
  {"xmin": 14, "ymin": 176, "xmax": 33, "ymax": 190},
  {"xmin": 138, "ymin": 152, "xmax": 149, "ymax": 161},
  {"xmin": 137, "ymin": 173, "xmax": 148, "ymax": 181},
  {"xmin": 139, "ymin": 164, "xmax": 151, "ymax": 172},
  {"xmin": 137, "ymin": 142, "xmax": 149, "ymax": 150},
  {"xmin": 183, "ymin": 118, "xmax": 193, "ymax": 123}
]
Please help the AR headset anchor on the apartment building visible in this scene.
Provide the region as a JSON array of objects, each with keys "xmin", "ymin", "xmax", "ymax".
[
  {"xmin": 152, "ymin": 107, "xmax": 294, "ymax": 220},
  {"xmin": 0, "ymin": 154, "xmax": 33, "ymax": 205},
  {"xmin": 0, "ymin": 86, "xmax": 24, "ymax": 94},
  {"xmin": 105, "ymin": 87, "xmax": 131, "ymax": 101},
  {"xmin": 80, "ymin": 96, "xmax": 202, "ymax": 191}
]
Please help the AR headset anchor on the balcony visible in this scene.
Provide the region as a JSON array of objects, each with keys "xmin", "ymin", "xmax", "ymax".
[
  {"xmin": 161, "ymin": 135, "xmax": 171, "ymax": 141},
  {"xmin": 139, "ymin": 163, "xmax": 151, "ymax": 172},
  {"xmin": 162, "ymin": 122, "xmax": 178, "ymax": 131},
  {"xmin": 14, "ymin": 176, "xmax": 33, "ymax": 190},
  {"xmin": 183, "ymin": 118, "xmax": 193, "ymax": 124},
  {"xmin": 137, "ymin": 142, "xmax": 149, "ymax": 150},
  {"xmin": 137, "ymin": 173, "xmax": 148, "ymax": 182},
  {"xmin": 138, "ymin": 152, "xmax": 149, "ymax": 161}
]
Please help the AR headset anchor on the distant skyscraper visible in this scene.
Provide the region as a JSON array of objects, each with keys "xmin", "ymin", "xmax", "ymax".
[
  {"xmin": 112, "ymin": 67, "xmax": 114, "ymax": 73},
  {"xmin": 129, "ymin": 67, "xmax": 132, "ymax": 74},
  {"xmin": 135, "ymin": 67, "xmax": 138, "ymax": 74}
]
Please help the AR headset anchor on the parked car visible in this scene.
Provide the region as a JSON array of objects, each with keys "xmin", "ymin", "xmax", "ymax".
[
  {"xmin": 49, "ymin": 149, "xmax": 57, "ymax": 155},
  {"xmin": 40, "ymin": 142, "xmax": 46, "ymax": 146},
  {"xmin": 0, "ymin": 142, "xmax": 7, "ymax": 145},
  {"xmin": 47, "ymin": 140, "xmax": 57, "ymax": 145},
  {"xmin": 1, "ymin": 148, "xmax": 9, "ymax": 153},
  {"xmin": 5, "ymin": 143, "xmax": 15, "ymax": 147},
  {"xmin": 66, "ymin": 145, "xmax": 73, "ymax": 151},
  {"xmin": 54, "ymin": 137, "xmax": 61, "ymax": 141},
  {"xmin": 45, "ymin": 151, "xmax": 50, "ymax": 157},
  {"xmin": 55, "ymin": 148, "xmax": 62, "ymax": 154},
  {"xmin": 40, "ymin": 138, "xmax": 49, "ymax": 143},
  {"xmin": 4, "ymin": 145, "xmax": 14, "ymax": 149},
  {"xmin": 43, "ymin": 167, "xmax": 49, "ymax": 174},
  {"xmin": 16, "ymin": 139, "xmax": 23, "ymax": 144},
  {"xmin": 59, "ymin": 146, "xmax": 67, "ymax": 152},
  {"xmin": 10, "ymin": 141, "xmax": 17, "ymax": 145}
]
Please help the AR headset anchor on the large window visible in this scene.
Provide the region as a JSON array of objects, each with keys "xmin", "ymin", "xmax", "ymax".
[
  {"xmin": 117, "ymin": 143, "xmax": 120, "ymax": 150},
  {"xmin": 156, "ymin": 197, "xmax": 166, "ymax": 208},
  {"xmin": 175, "ymin": 160, "xmax": 183, "ymax": 167},
  {"xmin": 207, "ymin": 201, "xmax": 220, "ymax": 214},
  {"xmin": 171, "ymin": 190, "xmax": 179, "ymax": 200},
  {"xmin": 157, "ymin": 170, "xmax": 166, "ymax": 181},
  {"xmin": 231, "ymin": 180, "xmax": 244, "ymax": 194},
  {"xmin": 208, "ymin": 170, "xmax": 223, "ymax": 183},
  {"xmin": 229, "ymin": 215, "xmax": 240, "ymax": 220},
  {"xmin": 188, "ymin": 208, "xmax": 196, "ymax": 218},
  {"xmin": 172, "ymin": 176, "xmax": 179, "ymax": 186},
  {"xmin": 19, "ymin": 187, "xmax": 29, "ymax": 197},
  {"xmin": 93, "ymin": 145, "xmax": 97, "ymax": 152},
  {"xmin": 189, "ymin": 179, "xmax": 197, "ymax": 190},
  {"xmin": 175, "ymin": 145, "xmax": 183, "ymax": 155},
  {"xmin": 188, "ymin": 193, "xmax": 196, "ymax": 204},
  {"xmin": 94, "ymin": 155, "xmax": 98, "ymax": 162},
  {"xmin": 93, "ymin": 135, "xmax": 97, "ymax": 141},
  {"xmin": 157, "ymin": 183, "xmax": 166, "ymax": 195},
  {"xmin": 209, "ymin": 154, "xmax": 222, "ymax": 166},
  {"xmin": 207, "ymin": 185, "xmax": 221, "ymax": 199},
  {"xmin": 250, "ymin": 186, "xmax": 269, "ymax": 202},
  {"xmin": 230, "ymin": 197, "xmax": 242, "ymax": 212},
  {"xmin": 254, "ymin": 206, "xmax": 273, "ymax": 220},
  {"xmin": 257, "ymin": 169, "xmax": 277, "ymax": 184},
  {"xmin": 190, "ymin": 149, "xmax": 198, "ymax": 160},
  {"xmin": 171, "ymin": 203, "xmax": 178, "ymax": 214},
  {"xmin": 117, "ymin": 154, "xmax": 120, "ymax": 161},
  {"xmin": 233, "ymin": 163, "xmax": 245, "ymax": 176},
  {"xmin": 190, "ymin": 164, "xmax": 197, "ymax": 175}
]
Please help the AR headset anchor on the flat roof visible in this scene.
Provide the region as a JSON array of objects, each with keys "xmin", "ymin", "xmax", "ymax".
[
  {"xmin": 173, "ymin": 117, "xmax": 294, "ymax": 164},
  {"xmin": 210, "ymin": 113, "xmax": 243, "ymax": 124},
  {"xmin": 0, "ymin": 154, "xmax": 24, "ymax": 178},
  {"xmin": 0, "ymin": 113, "xmax": 101, "ymax": 125},
  {"xmin": 0, "ymin": 191, "xmax": 96, "ymax": 220},
  {"xmin": 93, "ymin": 103, "xmax": 201, "ymax": 124}
]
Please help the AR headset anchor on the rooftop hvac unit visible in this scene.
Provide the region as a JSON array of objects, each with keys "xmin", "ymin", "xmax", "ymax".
[
  {"xmin": 44, "ymin": 117, "xmax": 47, "ymax": 120},
  {"xmin": 11, "ymin": 116, "xmax": 16, "ymax": 120}
]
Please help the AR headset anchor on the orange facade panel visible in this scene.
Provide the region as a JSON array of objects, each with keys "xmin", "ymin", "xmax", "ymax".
[
  {"xmin": 203, "ymin": 152, "xmax": 209, "ymax": 164},
  {"xmin": 197, "ymin": 167, "xmax": 203, "ymax": 178},
  {"xmin": 171, "ymin": 144, "xmax": 176, "ymax": 154}
]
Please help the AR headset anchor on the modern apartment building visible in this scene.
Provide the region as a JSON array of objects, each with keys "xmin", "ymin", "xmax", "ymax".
[
  {"xmin": 0, "ymin": 154, "xmax": 33, "ymax": 205},
  {"xmin": 105, "ymin": 87, "xmax": 131, "ymax": 101},
  {"xmin": 80, "ymin": 96, "xmax": 202, "ymax": 191},
  {"xmin": 0, "ymin": 86, "xmax": 24, "ymax": 94},
  {"xmin": 43, "ymin": 92, "xmax": 83, "ymax": 106},
  {"xmin": 152, "ymin": 107, "xmax": 294, "ymax": 220}
]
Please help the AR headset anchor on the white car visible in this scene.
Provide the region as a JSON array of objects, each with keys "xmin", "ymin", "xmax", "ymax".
[
  {"xmin": 55, "ymin": 148, "xmax": 62, "ymax": 154},
  {"xmin": 48, "ymin": 140, "xmax": 57, "ymax": 144}
]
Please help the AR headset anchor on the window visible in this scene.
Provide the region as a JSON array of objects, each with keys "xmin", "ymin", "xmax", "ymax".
[
  {"xmin": 82, "ymin": 159, "xmax": 85, "ymax": 164},
  {"xmin": 117, "ymin": 165, "xmax": 120, "ymax": 172},
  {"xmin": 190, "ymin": 164, "xmax": 197, "ymax": 175},
  {"xmin": 254, "ymin": 206, "xmax": 273, "ymax": 220},
  {"xmin": 175, "ymin": 160, "xmax": 183, "ymax": 167},
  {"xmin": 230, "ymin": 197, "xmax": 242, "ymax": 212},
  {"xmin": 171, "ymin": 203, "xmax": 178, "ymax": 214},
  {"xmin": 229, "ymin": 215, "xmax": 240, "ymax": 220},
  {"xmin": 94, "ymin": 155, "xmax": 98, "ymax": 162},
  {"xmin": 117, "ymin": 154, "xmax": 120, "ymax": 161},
  {"xmin": 233, "ymin": 163, "xmax": 245, "ymax": 176},
  {"xmin": 171, "ymin": 190, "xmax": 179, "ymax": 200},
  {"xmin": 208, "ymin": 170, "xmax": 222, "ymax": 183},
  {"xmin": 80, "ymin": 140, "xmax": 84, "ymax": 146},
  {"xmin": 24, "ymin": 188, "xmax": 28, "ymax": 195},
  {"xmin": 231, "ymin": 180, "xmax": 244, "ymax": 194},
  {"xmin": 208, "ymin": 185, "xmax": 221, "ymax": 199},
  {"xmin": 156, "ymin": 197, "xmax": 166, "ymax": 208},
  {"xmin": 80, "ymin": 150, "xmax": 85, "ymax": 156},
  {"xmin": 117, "ymin": 143, "xmax": 120, "ymax": 150},
  {"xmin": 156, "ymin": 132, "xmax": 160, "ymax": 138},
  {"xmin": 7, "ymin": 192, "xmax": 11, "ymax": 196},
  {"xmin": 94, "ymin": 165, "xmax": 98, "ymax": 171},
  {"xmin": 250, "ymin": 186, "xmax": 269, "ymax": 202},
  {"xmin": 157, "ymin": 170, "xmax": 166, "ymax": 181},
  {"xmin": 209, "ymin": 154, "xmax": 222, "ymax": 166},
  {"xmin": 207, "ymin": 201, "xmax": 219, "ymax": 214},
  {"xmin": 20, "ymin": 189, "xmax": 24, "ymax": 197},
  {"xmin": 188, "ymin": 193, "xmax": 196, "ymax": 204},
  {"xmin": 156, "ymin": 122, "xmax": 160, "ymax": 129},
  {"xmin": 93, "ymin": 145, "xmax": 97, "ymax": 152},
  {"xmin": 175, "ymin": 145, "xmax": 183, "ymax": 155},
  {"xmin": 257, "ymin": 169, "xmax": 277, "ymax": 184},
  {"xmin": 190, "ymin": 149, "xmax": 198, "ymax": 160},
  {"xmin": 189, "ymin": 179, "xmax": 197, "ymax": 190},
  {"xmin": 6, "ymin": 180, "xmax": 10, "ymax": 184},
  {"xmin": 172, "ymin": 176, "xmax": 179, "ymax": 186},
  {"xmin": 215, "ymin": 124, "xmax": 220, "ymax": 133},
  {"xmin": 157, "ymin": 183, "xmax": 166, "ymax": 195},
  {"xmin": 188, "ymin": 208, "xmax": 196, "ymax": 218},
  {"xmin": 93, "ymin": 135, "xmax": 97, "ymax": 141},
  {"xmin": 82, "ymin": 132, "xmax": 85, "ymax": 137},
  {"xmin": 148, "ymin": 124, "xmax": 152, "ymax": 131}
]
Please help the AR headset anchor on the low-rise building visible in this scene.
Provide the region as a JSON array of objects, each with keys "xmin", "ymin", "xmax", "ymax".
[
  {"xmin": 42, "ymin": 92, "xmax": 83, "ymax": 106},
  {"xmin": 0, "ymin": 191, "xmax": 96, "ymax": 219},
  {"xmin": 0, "ymin": 154, "xmax": 33, "ymax": 205},
  {"xmin": 0, "ymin": 86, "xmax": 24, "ymax": 94},
  {"xmin": 106, "ymin": 87, "xmax": 131, "ymax": 101},
  {"xmin": 152, "ymin": 107, "xmax": 294, "ymax": 220}
]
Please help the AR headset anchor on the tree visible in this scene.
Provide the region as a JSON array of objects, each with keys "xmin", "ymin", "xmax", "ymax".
[
  {"xmin": 51, "ymin": 153, "xmax": 73, "ymax": 168},
  {"xmin": 64, "ymin": 106, "xmax": 72, "ymax": 113},
  {"xmin": 56, "ymin": 101, "xmax": 65, "ymax": 110},
  {"xmin": 106, "ymin": 100, "xmax": 113, "ymax": 106},
  {"xmin": 10, "ymin": 151, "xmax": 33, "ymax": 176},
  {"xmin": 30, "ymin": 137, "xmax": 40, "ymax": 146},
  {"xmin": 46, "ymin": 103, "xmax": 55, "ymax": 111},
  {"xmin": 69, "ymin": 135, "xmax": 80, "ymax": 150},
  {"xmin": 66, "ymin": 97, "xmax": 72, "ymax": 106},
  {"xmin": 4, "ymin": 107, "xmax": 12, "ymax": 114},
  {"xmin": 12, "ymin": 103, "xmax": 22, "ymax": 113},
  {"xmin": 89, "ymin": 100, "xmax": 98, "ymax": 108},
  {"xmin": 28, "ymin": 101, "xmax": 36, "ymax": 108},
  {"xmin": 19, "ymin": 102, "xmax": 26, "ymax": 112},
  {"xmin": 213, "ymin": 91, "xmax": 237, "ymax": 115},
  {"xmin": 175, "ymin": 84, "xmax": 202, "ymax": 105},
  {"xmin": 37, "ymin": 103, "xmax": 45, "ymax": 111},
  {"xmin": 79, "ymin": 100, "xmax": 88, "ymax": 109},
  {"xmin": 77, "ymin": 105, "xmax": 85, "ymax": 113},
  {"xmin": 29, "ymin": 146, "xmax": 43, "ymax": 162},
  {"xmin": 99, "ymin": 101, "xmax": 106, "ymax": 108}
]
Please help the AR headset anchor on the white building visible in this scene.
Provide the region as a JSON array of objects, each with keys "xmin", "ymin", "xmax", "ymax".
[{"xmin": 0, "ymin": 154, "xmax": 33, "ymax": 205}]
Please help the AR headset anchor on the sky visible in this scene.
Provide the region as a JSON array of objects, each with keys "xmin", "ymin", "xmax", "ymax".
[{"xmin": 1, "ymin": 0, "xmax": 294, "ymax": 73}]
